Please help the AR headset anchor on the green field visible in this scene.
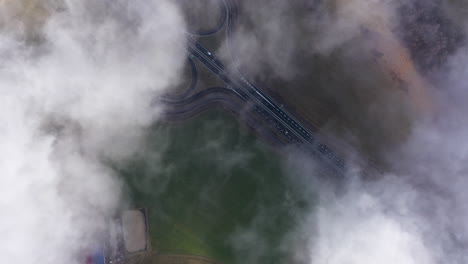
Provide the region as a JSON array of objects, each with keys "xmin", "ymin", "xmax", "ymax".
[{"xmin": 117, "ymin": 110, "xmax": 311, "ymax": 263}]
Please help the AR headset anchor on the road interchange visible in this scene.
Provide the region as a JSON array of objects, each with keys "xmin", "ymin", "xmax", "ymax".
[
  {"xmin": 183, "ymin": 35, "xmax": 349, "ymax": 177},
  {"xmin": 163, "ymin": 0, "xmax": 382, "ymax": 178}
]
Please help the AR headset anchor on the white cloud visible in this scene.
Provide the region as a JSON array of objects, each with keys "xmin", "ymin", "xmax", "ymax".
[
  {"xmin": 0, "ymin": 0, "xmax": 186, "ymax": 263},
  {"xmin": 309, "ymin": 184, "xmax": 434, "ymax": 264}
]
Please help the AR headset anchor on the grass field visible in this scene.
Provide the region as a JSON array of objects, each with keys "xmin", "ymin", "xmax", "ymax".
[{"xmin": 117, "ymin": 110, "xmax": 310, "ymax": 264}]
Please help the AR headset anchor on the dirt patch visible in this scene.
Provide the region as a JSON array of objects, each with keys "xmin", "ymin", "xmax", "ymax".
[{"xmin": 122, "ymin": 209, "xmax": 149, "ymax": 254}]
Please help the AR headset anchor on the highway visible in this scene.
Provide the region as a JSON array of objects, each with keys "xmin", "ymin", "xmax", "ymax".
[
  {"xmin": 162, "ymin": 86, "xmax": 286, "ymax": 147},
  {"xmin": 160, "ymin": 56, "xmax": 198, "ymax": 103},
  {"xmin": 184, "ymin": 36, "xmax": 349, "ymax": 177},
  {"xmin": 171, "ymin": 0, "xmax": 383, "ymax": 178}
]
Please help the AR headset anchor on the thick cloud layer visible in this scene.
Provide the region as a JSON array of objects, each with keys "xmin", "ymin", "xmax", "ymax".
[
  {"xmin": 3, "ymin": 0, "xmax": 468, "ymax": 263},
  {"xmin": 309, "ymin": 186, "xmax": 433, "ymax": 264},
  {"xmin": 286, "ymin": 1, "xmax": 468, "ymax": 263},
  {"xmin": 216, "ymin": 0, "xmax": 468, "ymax": 263},
  {"xmin": 0, "ymin": 0, "xmax": 185, "ymax": 263}
]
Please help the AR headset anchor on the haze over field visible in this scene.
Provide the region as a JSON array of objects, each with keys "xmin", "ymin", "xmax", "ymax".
[
  {"xmin": 222, "ymin": 1, "xmax": 468, "ymax": 263},
  {"xmin": 223, "ymin": 1, "xmax": 468, "ymax": 263},
  {"xmin": 1, "ymin": 0, "xmax": 468, "ymax": 264}
]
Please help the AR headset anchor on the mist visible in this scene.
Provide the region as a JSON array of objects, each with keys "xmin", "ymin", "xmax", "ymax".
[
  {"xmin": 3, "ymin": 0, "xmax": 468, "ymax": 264},
  {"xmin": 0, "ymin": 0, "xmax": 186, "ymax": 263},
  {"xmin": 215, "ymin": 0, "xmax": 468, "ymax": 263}
]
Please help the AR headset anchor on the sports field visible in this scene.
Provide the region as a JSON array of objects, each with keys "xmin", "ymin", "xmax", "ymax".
[{"xmin": 117, "ymin": 110, "xmax": 310, "ymax": 264}]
